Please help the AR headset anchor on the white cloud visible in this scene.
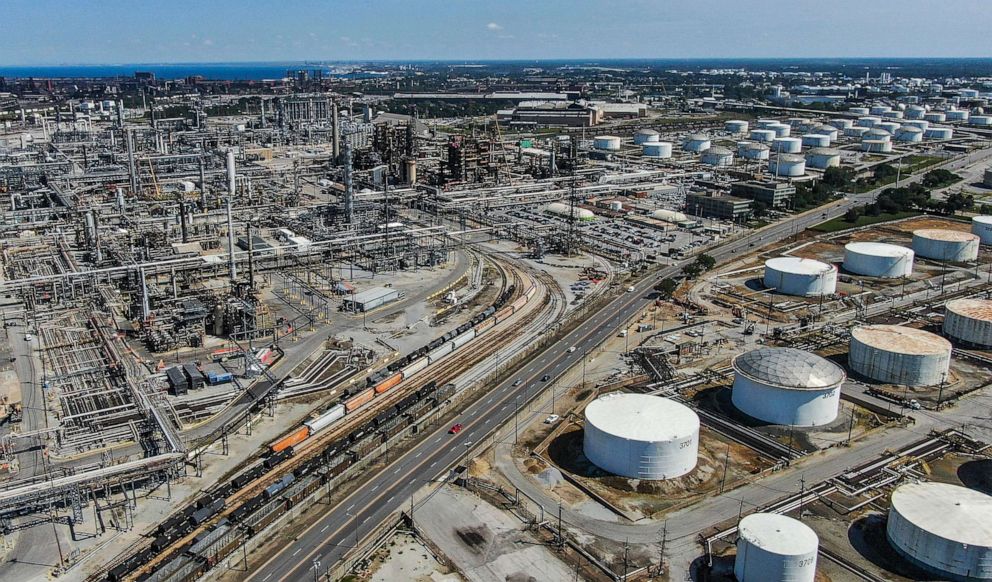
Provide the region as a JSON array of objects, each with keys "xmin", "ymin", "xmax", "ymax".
[
  {"xmin": 486, "ymin": 22, "xmax": 502, "ymax": 31},
  {"xmin": 202, "ymin": 39, "xmax": 214, "ymax": 46}
]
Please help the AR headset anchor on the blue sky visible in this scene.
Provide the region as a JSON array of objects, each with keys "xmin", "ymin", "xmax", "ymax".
[{"xmin": 4, "ymin": 0, "xmax": 992, "ymax": 64}]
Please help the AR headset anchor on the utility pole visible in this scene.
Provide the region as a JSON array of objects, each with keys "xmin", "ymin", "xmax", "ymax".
[
  {"xmin": 719, "ymin": 442, "xmax": 731, "ymax": 493},
  {"xmin": 657, "ymin": 521, "xmax": 668, "ymax": 577},
  {"xmin": 798, "ymin": 474, "xmax": 806, "ymax": 519}
]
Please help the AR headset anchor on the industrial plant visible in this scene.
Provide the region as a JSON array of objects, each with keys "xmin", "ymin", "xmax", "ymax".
[{"xmin": 0, "ymin": 52, "xmax": 991, "ymax": 582}]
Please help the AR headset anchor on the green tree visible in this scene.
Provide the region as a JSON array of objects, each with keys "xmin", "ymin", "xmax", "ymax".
[{"xmin": 655, "ymin": 278, "xmax": 679, "ymax": 299}]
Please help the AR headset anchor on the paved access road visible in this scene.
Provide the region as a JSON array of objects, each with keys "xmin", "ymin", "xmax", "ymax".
[{"xmin": 250, "ymin": 147, "xmax": 992, "ymax": 581}]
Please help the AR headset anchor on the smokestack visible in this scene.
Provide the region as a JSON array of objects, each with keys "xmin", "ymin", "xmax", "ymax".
[
  {"xmin": 226, "ymin": 150, "xmax": 238, "ymax": 283},
  {"xmin": 117, "ymin": 99, "xmax": 124, "ymax": 128},
  {"xmin": 259, "ymin": 98, "xmax": 266, "ymax": 129},
  {"xmin": 332, "ymin": 102, "xmax": 340, "ymax": 162},
  {"xmin": 344, "ymin": 143, "xmax": 354, "ymax": 224}
]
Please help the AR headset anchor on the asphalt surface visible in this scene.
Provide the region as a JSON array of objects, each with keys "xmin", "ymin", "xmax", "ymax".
[{"xmin": 246, "ymin": 147, "xmax": 992, "ymax": 582}]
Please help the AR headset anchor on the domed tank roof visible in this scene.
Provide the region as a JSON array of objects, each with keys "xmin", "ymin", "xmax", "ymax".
[{"xmin": 733, "ymin": 347, "xmax": 845, "ymax": 390}]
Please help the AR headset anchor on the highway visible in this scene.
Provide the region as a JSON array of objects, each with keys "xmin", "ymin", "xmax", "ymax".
[{"xmin": 248, "ymin": 146, "xmax": 992, "ymax": 581}]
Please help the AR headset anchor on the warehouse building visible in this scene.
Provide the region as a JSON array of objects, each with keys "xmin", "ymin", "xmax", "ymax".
[
  {"xmin": 685, "ymin": 192, "xmax": 752, "ymax": 221},
  {"xmin": 730, "ymin": 181, "xmax": 796, "ymax": 209},
  {"xmin": 343, "ymin": 287, "xmax": 400, "ymax": 312},
  {"xmin": 496, "ymin": 101, "xmax": 600, "ymax": 127}
]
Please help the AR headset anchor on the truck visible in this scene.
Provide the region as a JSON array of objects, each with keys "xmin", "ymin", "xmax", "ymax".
[{"xmin": 207, "ymin": 371, "xmax": 234, "ymax": 385}]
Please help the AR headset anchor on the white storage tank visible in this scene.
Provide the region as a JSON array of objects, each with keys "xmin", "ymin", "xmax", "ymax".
[
  {"xmin": 849, "ymin": 106, "xmax": 870, "ymax": 116},
  {"xmin": 944, "ymin": 298, "xmax": 992, "ymax": 348},
  {"xmin": 735, "ymin": 513, "xmax": 819, "ymax": 582},
  {"xmin": 830, "ymin": 118, "xmax": 854, "ymax": 130},
  {"xmin": 924, "ymin": 111, "xmax": 948, "ymax": 123},
  {"xmin": 812, "ymin": 124, "xmax": 839, "ymax": 141},
  {"xmin": 845, "ymin": 126, "xmax": 870, "ymax": 138},
  {"xmin": 732, "ymin": 347, "xmax": 844, "ymax": 427},
  {"xmin": 861, "ymin": 139, "xmax": 893, "ymax": 153},
  {"xmin": 582, "ymin": 393, "xmax": 699, "ymax": 480},
  {"xmin": 895, "ymin": 126, "xmax": 924, "ymax": 142},
  {"xmin": 905, "ymin": 105, "xmax": 927, "ymax": 119},
  {"xmin": 633, "ymin": 129, "xmax": 660, "ymax": 145},
  {"xmin": 683, "ymin": 133, "xmax": 711, "ymax": 152},
  {"xmin": 925, "ymin": 126, "xmax": 954, "ymax": 140},
  {"xmin": 969, "ymin": 115, "xmax": 992, "ymax": 126},
  {"xmin": 701, "ymin": 146, "xmax": 734, "ymax": 167},
  {"xmin": 769, "ymin": 154, "xmax": 805, "ymax": 177},
  {"xmin": 739, "ymin": 141, "xmax": 770, "ymax": 160},
  {"xmin": 912, "ymin": 229, "xmax": 979, "ymax": 262},
  {"xmin": 750, "ymin": 129, "xmax": 776, "ymax": 143},
  {"xmin": 642, "ymin": 141, "xmax": 673, "ymax": 158},
  {"xmin": 972, "ymin": 215, "xmax": 992, "ymax": 244},
  {"xmin": 877, "ymin": 121, "xmax": 902, "ymax": 135},
  {"xmin": 865, "ymin": 127, "xmax": 893, "ymax": 141},
  {"xmin": 882, "ymin": 110, "xmax": 905, "ymax": 119},
  {"xmin": 546, "ymin": 202, "xmax": 595, "ymax": 221},
  {"xmin": 767, "ymin": 123, "xmax": 791, "ymax": 137},
  {"xmin": 594, "ymin": 135, "xmax": 622, "ymax": 150},
  {"xmin": 849, "ymin": 325, "xmax": 951, "ymax": 386},
  {"xmin": 945, "ymin": 109, "xmax": 969, "ymax": 122},
  {"xmin": 652, "ymin": 209, "xmax": 688, "ymax": 222},
  {"xmin": 903, "ymin": 119, "xmax": 929, "ymax": 132},
  {"xmin": 756, "ymin": 118, "xmax": 779, "ymax": 129},
  {"xmin": 870, "ymin": 105, "xmax": 892, "ymax": 116},
  {"xmin": 763, "ymin": 257, "xmax": 838, "ymax": 296},
  {"xmin": 725, "ymin": 120, "xmax": 750, "ymax": 134},
  {"xmin": 887, "ymin": 482, "xmax": 992, "ymax": 581},
  {"xmin": 772, "ymin": 137, "xmax": 802, "ymax": 154},
  {"xmin": 858, "ymin": 116, "xmax": 882, "ymax": 128},
  {"xmin": 843, "ymin": 242, "xmax": 914, "ymax": 278},
  {"xmin": 801, "ymin": 134, "xmax": 830, "ymax": 148},
  {"xmin": 806, "ymin": 148, "xmax": 841, "ymax": 169}
]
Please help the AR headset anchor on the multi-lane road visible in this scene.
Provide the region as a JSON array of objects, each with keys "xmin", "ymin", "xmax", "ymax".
[{"xmin": 250, "ymin": 146, "xmax": 992, "ymax": 581}]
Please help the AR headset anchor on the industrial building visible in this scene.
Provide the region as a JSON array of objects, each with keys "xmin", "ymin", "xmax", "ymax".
[
  {"xmin": 342, "ymin": 287, "xmax": 400, "ymax": 312},
  {"xmin": 685, "ymin": 192, "xmax": 752, "ymax": 221},
  {"xmin": 735, "ymin": 513, "xmax": 819, "ymax": 582},
  {"xmin": 848, "ymin": 325, "xmax": 952, "ymax": 387},
  {"xmin": 731, "ymin": 347, "xmax": 844, "ymax": 427},
  {"xmin": 887, "ymin": 482, "xmax": 992, "ymax": 581},
  {"xmin": 582, "ymin": 393, "xmax": 699, "ymax": 480},
  {"xmin": 496, "ymin": 101, "xmax": 600, "ymax": 127},
  {"xmin": 730, "ymin": 181, "xmax": 795, "ymax": 208}
]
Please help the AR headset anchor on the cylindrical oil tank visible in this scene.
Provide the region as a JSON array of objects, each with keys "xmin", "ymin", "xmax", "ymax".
[
  {"xmin": 857, "ymin": 116, "xmax": 882, "ymax": 128},
  {"xmin": 843, "ymin": 242, "xmax": 914, "ymax": 278},
  {"xmin": 865, "ymin": 127, "xmax": 893, "ymax": 141},
  {"xmin": 583, "ymin": 393, "xmax": 698, "ymax": 480},
  {"xmin": 845, "ymin": 126, "xmax": 870, "ymax": 138},
  {"xmin": 903, "ymin": 119, "xmax": 929, "ymax": 131},
  {"xmin": 912, "ymin": 229, "xmax": 979, "ymax": 262},
  {"xmin": 877, "ymin": 122, "xmax": 901, "ymax": 135},
  {"xmin": 972, "ymin": 215, "xmax": 992, "ymax": 244},
  {"xmin": 756, "ymin": 118, "xmax": 779, "ymax": 129},
  {"xmin": 700, "ymin": 146, "xmax": 734, "ymax": 167},
  {"xmin": 739, "ymin": 141, "xmax": 770, "ymax": 160},
  {"xmin": 806, "ymin": 147, "xmax": 841, "ymax": 169},
  {"xmin": 830, "ymin": 118, "xmax": 854, "ymax": 130},
  {"xmin": 725, "ymin": 120, "xmax": 750, "ymax": 134},
  {"xmin": 905, "ymin": 105, "xmax": 926, "ymax": 119},
  {"xmin": 642, "ymin": 141, "xmax": 673, "ymax": 158},
  {"xmin": 633, "ymin": 129, "xmax": 659, "ymax": 145},
  {"xmin": 594, "ymin": 135, "xmax": 622, "ymax": 150},
  {"xmin": 769, "ymin": 154, "xmax": 805, "ymax": 177},
  {"xmin": 887, "ymin": 482, "xmax": 992, "ymax": 581},
  {"xmin": 970, "ymin": 115, "xmax": 992, "ymax": 126},
  {"xmin": 767, "ymin": 123, "xmax": 791, "ymax": 137},
  {"xmin": 735, "ymin": 513, "xmax": 819, "ymax": 582},
  {"xmin": 895, "ymin": 126, "xmax": 924, "ymax": 142},
  {"xmin": 925, "ymin": 111, "xmax": 948, "ymax": 122},
  {"xmin": 801, "ymin": 134, "xmax": 830, "ymax": 148},
  {"xmin": 683, "ymin": 133, "xmax": 711, "ymax": 152},
  {"xmin": 944, "ymin": 298, "xmax": 992, "ymax": 348},
  {"xmin": 763, "ymin": 257, "xmax": 837, "ymax": 296},
  {"xmin": 849, "ymin": 325, "xmax": 951, "ymax": 386},
  {"xmin": 945, "ymin": 109, "xmax": 969, "ymax": 122},
  {"xmin": 812, "ymin": 124, "xmax": 839, "ymax": 141},
  {"xmin": 849, "ymin": 106, "xmax": 870, "ymax": 116},
  {"xmin": 772, "ymin": 137, "xmax": 802, "ymax": 154},
  {"xmin": 882, "ymin": 110, "xmax": 904, "ymax": 119},
  {"xmin": 732, "ymin": 347, "xmax": 844, "ymax": 427},
  {"xmin": 749, "ymin": 129, "xmax": 776, "ymax": 143},
  {"xmin": 870, "ymin": 105, "xmax": 892, "ymax": 116},
  {"xmin": 925, "ymin": 126, "xmax": 954, "ymax": 140},
  {"xmin": 861, "ymin": 139, "xmax": 893, "ymax": 153}
]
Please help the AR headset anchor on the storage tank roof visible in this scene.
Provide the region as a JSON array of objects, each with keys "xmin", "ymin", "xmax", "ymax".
[
  {"xmin": 765, "ymin": 256, "xmax": 834, "ymax": 275},
  {"xmin": 946, "ymin": 298, "xmax": 992, "ymax": 321},
  {"xmin": 733, "ymin": 347, "xmax": 845, "ymax": 390},
  {"xmin": 738, "ymin": 513, "xmax": 819, "ymax": 555},
  {"xmin": 584, "ymin": 393, "xmax": 698, "ymax": 442},
  {"xmin": 808, "ymin": 148, "xmax": 840, "ymax": 156},
  {"xmin": 851, "ymin": 325, "xmax": 951, "ymax": 355},
  {"xmin": 775, "ymin": 154, "xmax": 805, "ymax": 163},
  {"xmin": 913, "ymin": 228, "xmax": 979, "ymax": 242},
  {"xmin": 636, "ymin": 129, "xmax": 659, "ymax": 135},
  {"xmin": 704, "ymin": 146, "xmax": 732, "ymax": 155},
  {"xmin": 975, "ymin": 215, "xmax": 992, "ymax": 225},
  {"xmin": 743, "ymin": 142, "xmax": 770, "ymax": 151},
  {"xmin": 845, "ymin": 242, "xmax": 913, "ymax": 258},
  {"xmin": 687, "ymin": 133, "xmax": 709, "ymax": 141},
  {"xmin": 891, "ymin": 482, "xmax": 992, "ymax": 547}
]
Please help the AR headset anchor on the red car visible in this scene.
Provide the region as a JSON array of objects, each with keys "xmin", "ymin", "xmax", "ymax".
[{"xmin": 449, "ymin": 423, "xmax": 463, "ymax": 434}]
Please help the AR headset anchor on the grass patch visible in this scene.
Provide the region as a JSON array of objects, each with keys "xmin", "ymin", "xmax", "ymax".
[{"xmin": 811, "ymin": 210, "xmax": 921, "ymax": 233}]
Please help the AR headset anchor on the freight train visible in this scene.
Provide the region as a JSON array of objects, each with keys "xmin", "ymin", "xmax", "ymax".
[{"xmin": 107, "ymin": 380, "xmax": 456, "ymax": 582}]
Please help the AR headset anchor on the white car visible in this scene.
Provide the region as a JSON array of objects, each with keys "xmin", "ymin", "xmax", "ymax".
[
  {"xmin": 544, "ymin": 414, "xmax": 560, "ymax": 424},
  {"xmin": 568, "ymin": 346, "xmax": 577, "ymax": 353}
]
